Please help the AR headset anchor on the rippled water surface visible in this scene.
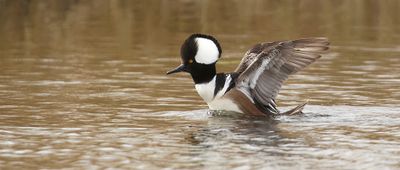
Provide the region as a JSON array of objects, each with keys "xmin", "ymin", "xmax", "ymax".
[{"xmin": 1, "ymin": 0, "xmax": 400, "ymax": 169}]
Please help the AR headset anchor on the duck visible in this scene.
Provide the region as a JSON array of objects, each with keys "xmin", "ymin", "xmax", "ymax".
[{"xmin": 167, "ymin": 34, "xmax": 329, "ymax": 117}]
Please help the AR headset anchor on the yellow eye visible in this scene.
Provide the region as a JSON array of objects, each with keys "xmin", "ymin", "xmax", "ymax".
[{"xmin": 188, "ymin": 59, "xmax": 193, "ymax": 64}]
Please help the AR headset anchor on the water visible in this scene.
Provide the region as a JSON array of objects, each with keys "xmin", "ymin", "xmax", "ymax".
[{"xmin": 1, "ymin": 0, "xmax": 400, "ymax": 169}]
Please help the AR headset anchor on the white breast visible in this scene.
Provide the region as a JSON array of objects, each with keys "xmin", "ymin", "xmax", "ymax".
[
  {"xmin": 207, "ymin": 98, "xmax": 242, "ymax": 113},
  {"xmin": 194, "ymin": 76, "xmax": 216, "ymax": 103},
  {"xmin": 194, "ymin": 75, "xmax": 243, "ymax": 113}
]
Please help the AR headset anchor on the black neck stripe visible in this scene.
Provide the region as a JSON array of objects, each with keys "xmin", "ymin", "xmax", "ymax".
[{"xmin": 214, "ymin": 73, "xmax": 226, "ymax": 96}]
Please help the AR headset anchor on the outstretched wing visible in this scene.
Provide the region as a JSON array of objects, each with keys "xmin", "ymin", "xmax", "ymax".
[
  {"xmin": 235, "ymin": 41, "xmax": 281, "ymax": 74},
  {"xmin": 235, "ymin": 38, "xmax": 329, "ymax": 113}
]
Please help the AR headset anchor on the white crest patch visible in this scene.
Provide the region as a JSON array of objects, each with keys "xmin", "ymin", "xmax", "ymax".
[{"xmin": 194, "ymin": 38, "xmax": 219, "ymax": 64}]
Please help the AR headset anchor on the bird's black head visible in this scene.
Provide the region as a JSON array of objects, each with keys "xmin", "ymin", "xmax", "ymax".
[{"xmin": 167, "ymin": 34, "xmax": 222, "ymax": 84}]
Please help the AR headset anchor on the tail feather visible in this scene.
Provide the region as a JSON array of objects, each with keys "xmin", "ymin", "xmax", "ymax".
[{"xmin": 281, "ymin": 101, "xmax": 308, "ymax": 115}]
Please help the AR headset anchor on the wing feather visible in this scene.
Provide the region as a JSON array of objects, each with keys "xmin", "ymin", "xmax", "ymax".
[{"xmin": 235, "ymin": 37, "xmax": 329, "ymax": 113}]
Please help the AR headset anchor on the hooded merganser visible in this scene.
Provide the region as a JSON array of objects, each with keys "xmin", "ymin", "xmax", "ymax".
[{"xmin": 167, "ymin": 34, "xmax": 329, "ymax": 117}]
